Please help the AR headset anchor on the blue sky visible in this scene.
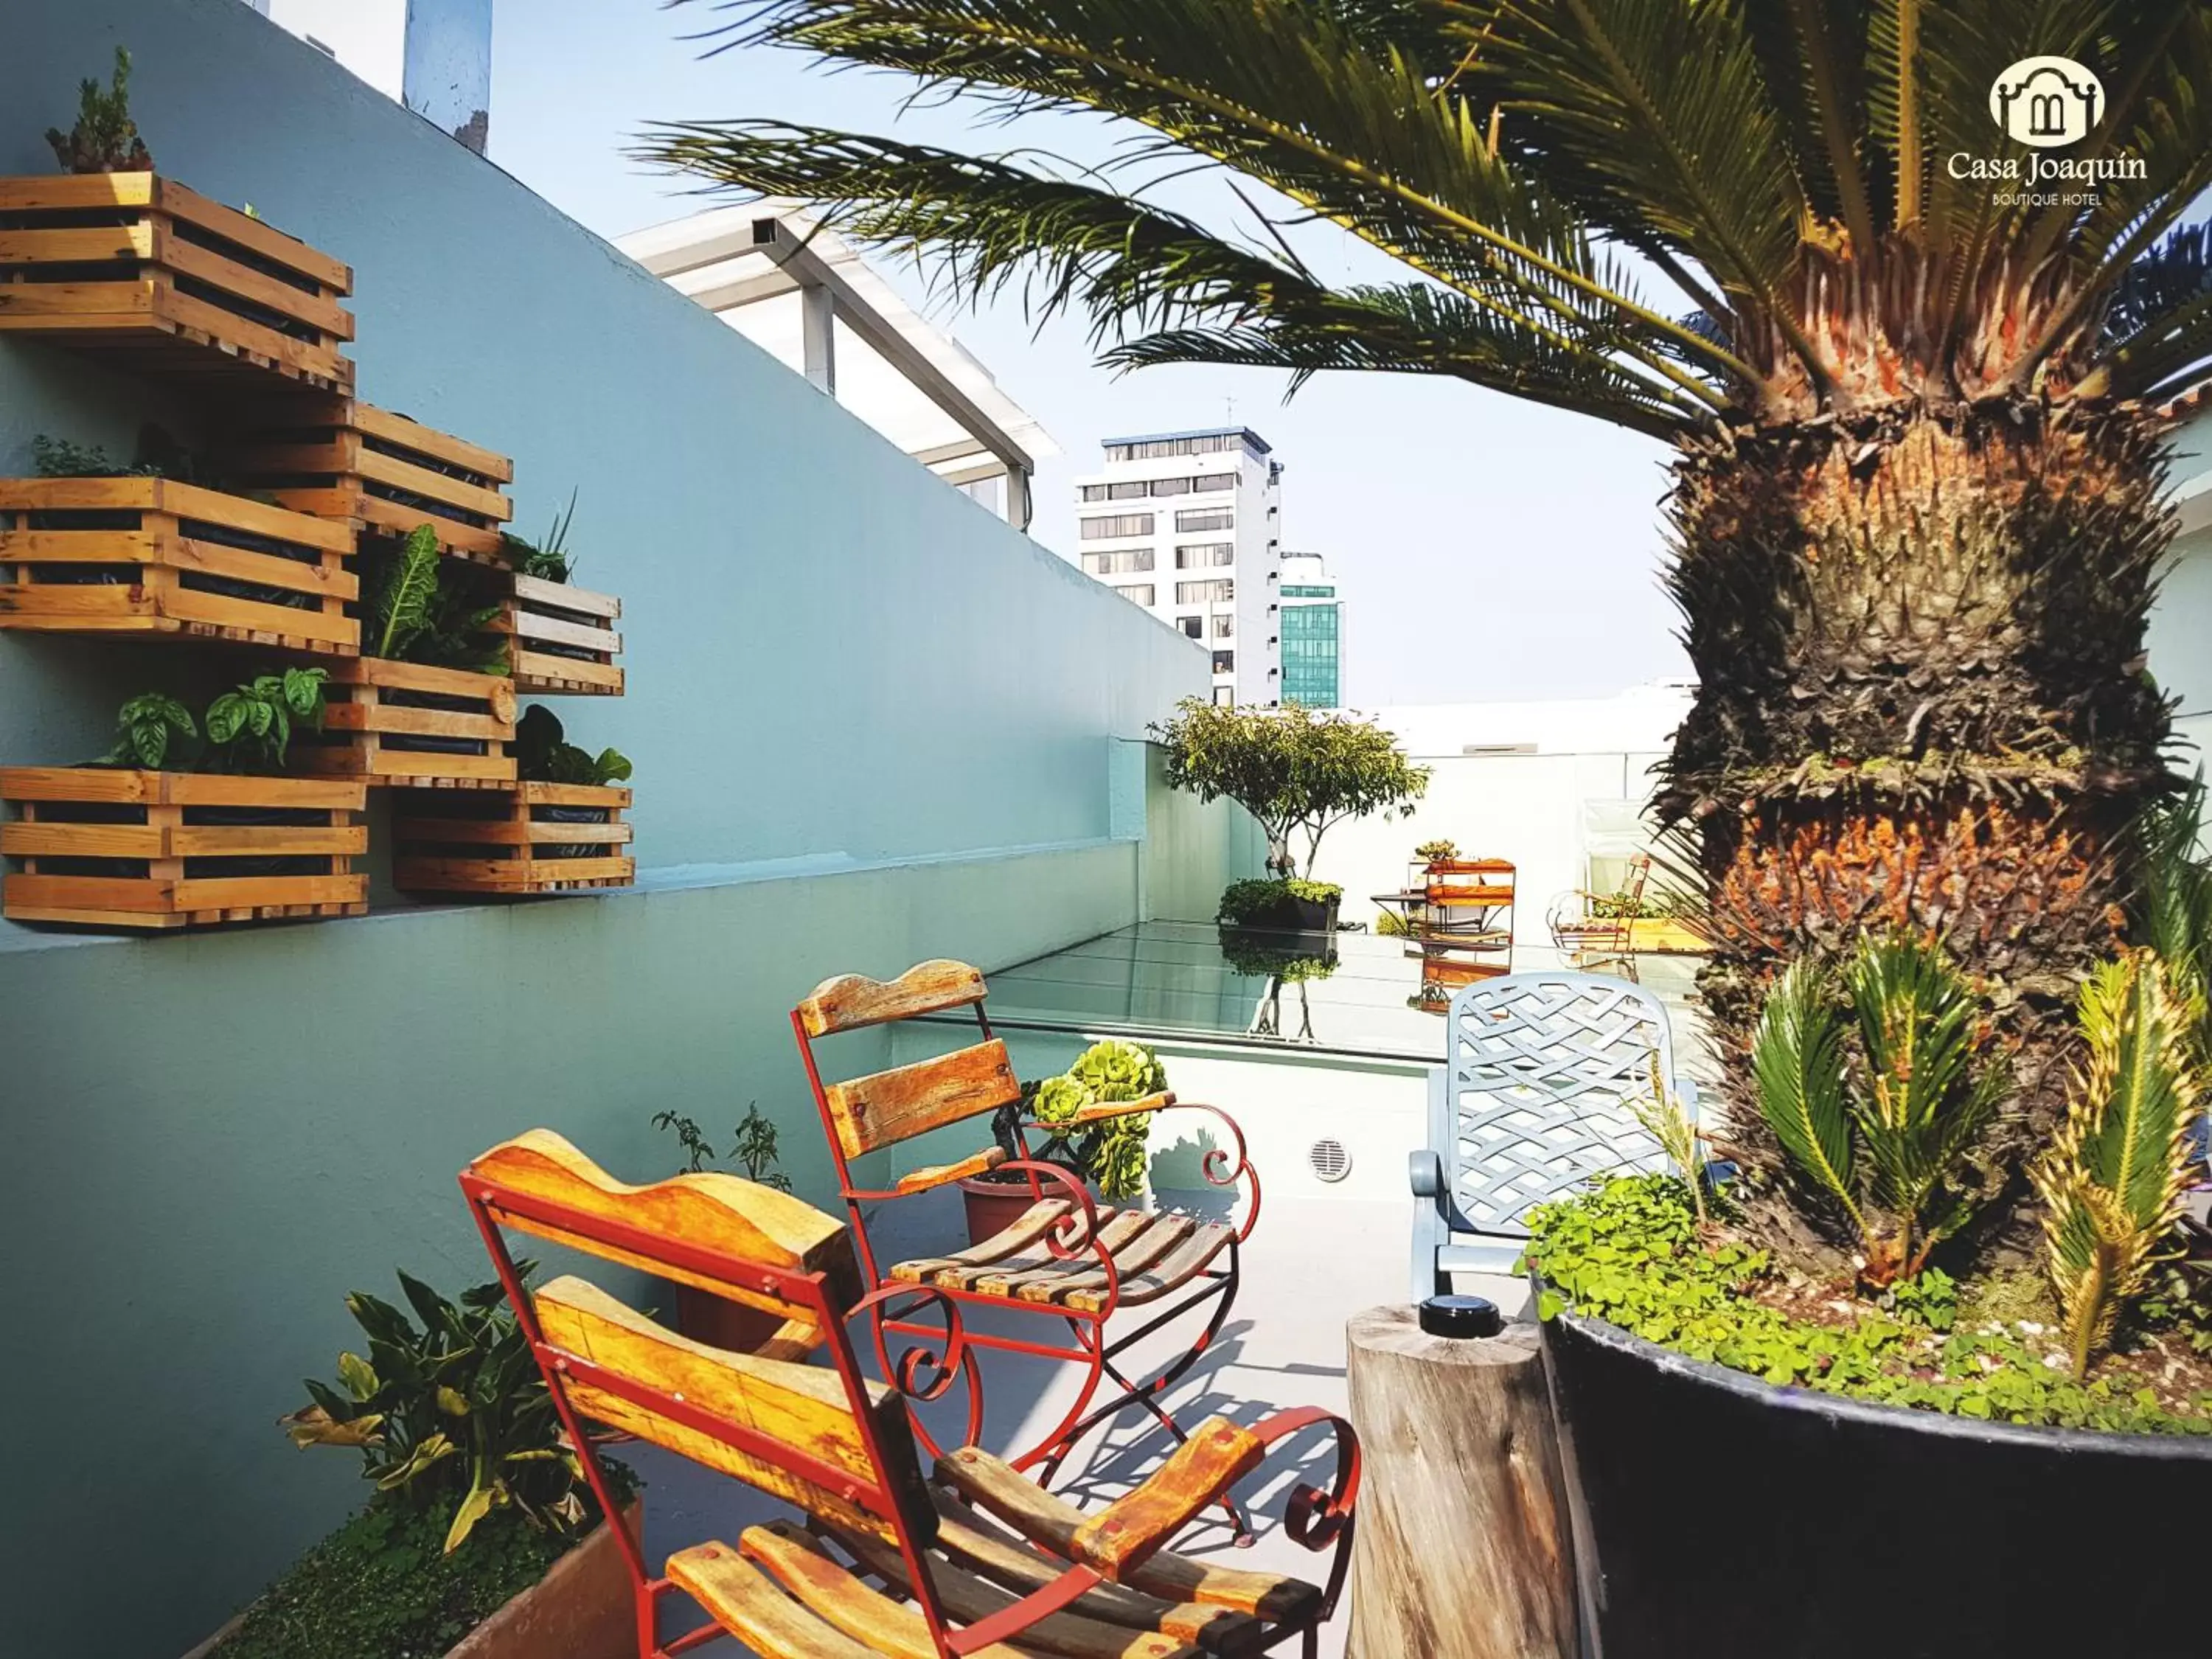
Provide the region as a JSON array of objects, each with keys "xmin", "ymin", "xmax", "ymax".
[{"xmin": 476, "ymin": 1, "xmax": 1690, "ymax": 707}]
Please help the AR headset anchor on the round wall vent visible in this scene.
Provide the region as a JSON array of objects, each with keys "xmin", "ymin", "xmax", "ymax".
[{"xmin": 1308, "ymin": 1137, "xmax": 1352, "ymax": 1183}]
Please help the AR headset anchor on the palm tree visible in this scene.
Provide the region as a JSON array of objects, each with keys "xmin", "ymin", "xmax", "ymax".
[{"xmin": 642, "ymin": 1, "xmax": 2212, "ymax": 1248}]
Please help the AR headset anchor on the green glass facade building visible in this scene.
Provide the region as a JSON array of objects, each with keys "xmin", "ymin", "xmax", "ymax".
[{"xmin": 1279, "ymin": 554, "xmax": 1343, "ymax": 706}]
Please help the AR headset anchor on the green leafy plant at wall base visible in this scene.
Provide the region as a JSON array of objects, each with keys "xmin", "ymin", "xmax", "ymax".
[
  {"xmin": 279, "ymin": 1267, "xmax": 627, "ymax": 1556},
  {"xmin": 653, "ymin": 1103, "xmax": 794, "ymax": 1192}
]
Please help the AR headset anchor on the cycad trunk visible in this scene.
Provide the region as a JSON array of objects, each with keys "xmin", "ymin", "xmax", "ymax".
[{"xmin": 1661, "ymin": 398, "xmax": 2175, "ymax": 1257}]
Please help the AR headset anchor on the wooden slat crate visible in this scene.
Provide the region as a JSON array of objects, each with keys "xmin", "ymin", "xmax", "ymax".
[
  {"xmin": 1, "ymin": 768, "xmax": 368, "ymax": 930},
  {"xmin": 226, "ymin": 399, "xmax": 515, "ymax": 563},
  {"xmin": 0, "ymin": 173, "xmax": 354, "ymax": 391},
  {"xmin": 493, "ymin": 573, "xmax": 624, "ymax": 694},
  {"xmin": 392, "ymin": 782, "xmax": 635, "ymax": 894},
  {"xmin": 0, "ymin": 476, "xmax": 359, "ymax": 653},
  {"xmin": 292, "ymin": 657, "xmax": 519, "ymax": 786}
]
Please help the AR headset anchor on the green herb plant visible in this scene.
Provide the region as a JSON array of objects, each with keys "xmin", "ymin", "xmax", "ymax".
[
  {"xmin": 1631, "ymin": 1056, "xmax": 1711, "ymax": 1225},
  {"xmin": 361, "ymin": 525, "xmax": 505, "ymax": 671},
  {"xmin": 1414, "ymin": 838, "xmax": 1458, "ymax": 866},
  {"xmin": 46, "ymin": 46, "xmax": 151, "ymax": 173},
  {"xmin": 105, "ymin": 692, "xmax": 198, "ymax": 770},
  {"xmin": 2031, "ymin": 951, "xmax": 2203, "ymax": 1377},
  {"xmin": 279, "ymin": 1267, "xmax": 622, "ymax": 1556},
  {"xmin": 1752, "ymin": 932, "xmax": 2011, "ymax": 1288},
  {"xmin": 514, "ymin": 705, "xmax": 632, "ymax": 787},
  {"xmin": 204, "ymin": 669, "xmax": 327, "ymax": 772},
  {"xmin": 652, "ymin": 1103, "xmax": 794, "ymax": 1192},
  {"xmin": 501, "ymin": 490, "xmax": 579, "ymax": 584}
]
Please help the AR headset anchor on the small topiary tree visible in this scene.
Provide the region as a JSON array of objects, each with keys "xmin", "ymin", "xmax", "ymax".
[{"xmin": 1153, "ymin": 698, "xmax": 1429, "ymax": 878}]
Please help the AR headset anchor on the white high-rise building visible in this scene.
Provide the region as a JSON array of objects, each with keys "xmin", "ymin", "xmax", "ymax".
[{"xmin": 1071, "ymin": 428, "xmax": 1283, "ymax": 706}]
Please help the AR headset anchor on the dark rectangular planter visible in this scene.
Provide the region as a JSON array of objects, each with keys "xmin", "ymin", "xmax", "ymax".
[{"xmin": 1542, "ymin": 1306, "xmax": 2212, "ymax": 1659}]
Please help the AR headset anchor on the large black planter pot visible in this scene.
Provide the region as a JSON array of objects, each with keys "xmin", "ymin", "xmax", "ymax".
[{"xmin": 1543, "ymin": 1307, "xmax": 2212, "ymax": 1659}]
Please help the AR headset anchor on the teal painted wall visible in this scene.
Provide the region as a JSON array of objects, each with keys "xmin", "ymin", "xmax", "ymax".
[{"xmin": 0, "ymin": 3, "xmax": 1259, "ymax": 1652}]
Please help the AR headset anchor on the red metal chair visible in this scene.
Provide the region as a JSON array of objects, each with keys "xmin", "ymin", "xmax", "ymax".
[
  {"xmin": 790, "ymin": 959, "xmax": 1264, "ymax": 1531},
  {"xmin": 461, "ymin": 1130, "xmax": 1357, "ymax": 1658}
]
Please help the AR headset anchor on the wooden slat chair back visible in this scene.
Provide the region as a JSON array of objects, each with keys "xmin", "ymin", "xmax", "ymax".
[
  {"xmin": 1408, "ymin": 971, "xmax": 1697, "ymax": 1298},
  {"xmin": 796, "ymin": 960, "xmax": 1022, "ymax": 1161},
  {"xmin": 464, "ymin": 1130, "xmax": 1357, "ymax": 1659}
]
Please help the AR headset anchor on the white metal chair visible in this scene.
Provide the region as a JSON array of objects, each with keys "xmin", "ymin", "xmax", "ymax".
[{"xmin": 1408, "ymin": 970, "xmax": 1697, "ymax": 1299}]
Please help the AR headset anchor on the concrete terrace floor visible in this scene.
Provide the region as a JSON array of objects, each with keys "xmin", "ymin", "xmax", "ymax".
[{"xmin": 629, "ymin": 1182, "xmax": 1527, "ymax": 1657}]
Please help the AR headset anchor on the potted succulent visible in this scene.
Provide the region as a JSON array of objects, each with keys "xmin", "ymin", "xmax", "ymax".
[
  {"xmin": 652, "ymin": 1105, "xmax": 798, "ymax": 1349},
  {"xmin": 1526, "ymin": 815, "xmax": 2212, "ymax": 1658},
  {"xmin": 956, "ymin": 1041, "xmax": 1169, "ymax": 1245},
  {"xmin": 1413, "ymin": 838, "xmax": 1459, "ymax": 872},
  {"xmin": 1151, "ymin": 698, "xmax": 1427, "ymax": 936},
  {"xmin": 189, "ymin": 1269, "xmax": 639, "ymax": 1659}
]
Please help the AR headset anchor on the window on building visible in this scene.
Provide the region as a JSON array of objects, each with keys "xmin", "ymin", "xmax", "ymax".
[
  {"xmin": 1175, "ymin": 579, "xmax": 1234, "ymax": 604},
  {"xmin": 1178, "ymin": 616, "xmax": 1203, "ymax": 639},
  {"xmin": 1212, "ymin": 685, "xmax": 1235, "ymax": 706},
  {"xmin": 1110, "ymin": 480, "xmax": 1149, "ymax": 500},
  {"xmin": 1212, "ymin": 650, "xmax": 1236, "ymax": 674},
  {"xmin": 1080, "ymin": 484, "xmax": 1107, "ymax": 501},
  {"xmin": 1193, "ymin": 473, "xmax": 1236, "ymax": 493},
  {"xmin": 1116, "ymin": 583, "xmax": 1156, "ymax": 606},
  {"xmin": 1150, "ymin": 476, "xmax": 1193, "ymax": 497},
  {"xmin": 1080, "ymin": 512, "xmax": 1155, "ymax": 539},
  {"xmin": 1281, "ymin": 585, "xmax": 1336, "ymax": 597},
  {"xmin": 1175, "ymin": 542, "xmax": 1234, "ymax": 568},
  {"xmin": 1105, "ymin": 434, "xmax": 1242, "ymax": 462},
  {"xmin": 1211, "ymin": 614, "xmax": 1234, "ymax": 639},
  {"xmin": 1083, "ymin": 548, "xmax": 1155, "ymax": 574},
  {"xmin": 1175, "ymin": 509, "xmax": 1234, "ymax": 532}
]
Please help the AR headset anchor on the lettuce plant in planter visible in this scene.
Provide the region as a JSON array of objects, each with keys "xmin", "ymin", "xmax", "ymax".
[{"xmin": 206, "ymin": 1269, "xmax": 636, "ymax": 1658}]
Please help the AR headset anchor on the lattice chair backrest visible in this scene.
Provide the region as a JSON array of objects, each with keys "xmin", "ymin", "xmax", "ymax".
[
  {"xmin": 1442, "ymin": 971, "xmax": 1673, "ymax": 1233},
  {"xmin": 461, "ymin": 1131, "xmax": 936, "ymax": 1548}
]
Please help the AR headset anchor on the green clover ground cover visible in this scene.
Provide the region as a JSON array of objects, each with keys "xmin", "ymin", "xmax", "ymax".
[{"xmin": 1524, "ymin": 1176, "xmax": 2212, "ymax": 1436}]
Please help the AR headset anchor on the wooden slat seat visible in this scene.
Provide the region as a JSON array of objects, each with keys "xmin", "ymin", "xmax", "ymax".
[
  {"xmin": 669, "ymin": 1514, "xmax": 1307, "ymax": 1659},
  {"xmin": 888, "ymin": 1203, "xmax": 1236, "ymax": 1316}
]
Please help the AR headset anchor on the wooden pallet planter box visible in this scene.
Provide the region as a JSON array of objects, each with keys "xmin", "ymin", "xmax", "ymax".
[
  {"xmin": 0, "ymin": 768, "xmax": 367, "ymax": 929},
  {"xmin": 227, "ymin": 399, "xmax": 515, "ymax": 563},
  {"xmin": 495, "ymin": 573, "xmax": 624, "ymax": 694},
  {"xmin": 0, "ymin": 476, "xmax": 358, "ymax": 653},
  {"xmin": 293, "ymin": 658, "xmax": 519, "ymax": 786},
  {"xmin": 393, "ymin": 782, "xmax": 634, "ymax": 894},
  {"xmin": 0, "ymin": 173, "xmax": 353, "ymax": 391}
]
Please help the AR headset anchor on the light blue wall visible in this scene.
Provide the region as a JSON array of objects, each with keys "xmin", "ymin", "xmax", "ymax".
[{"xmin": 0, "ymin": 3, "xmax": 1258, "ymax": 1653}]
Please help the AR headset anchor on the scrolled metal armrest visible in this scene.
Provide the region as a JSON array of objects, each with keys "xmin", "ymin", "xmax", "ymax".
[
  {"xmin": 1251, "ymin": 1405, "xmax": 1361, "ymax": 1563},
  {"xmin": 844, "ymin": 1281, "xmax": 977, "ymax": 1407}
]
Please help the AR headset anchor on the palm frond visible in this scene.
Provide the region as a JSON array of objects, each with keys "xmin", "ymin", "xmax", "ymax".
[
  {"xmin": 2032, "ymin": 950, "xmax": 2202, "ymax": 1374},
  {"xmin": 2090, "ymin": 223, "xmax": 2212, "ymax": 400},
  {"xmin": 675, "ymin": 1, "xmax": 1751, "ymax": 396},
  {"xmin": 1107, "ymin": 281, "xmax": 1697, "ymax": 437},
  {"xmin": 1842, "ymin": 931, "xmax": 2008, "ymax": 1257},
  {"xmin": 2133, "ymin": 772, "xmax": 2212, "ymax": 1057},
  {"xmin": 1752, "ymin": 956, "xmax": 1863, "ymax": 1225},
  {"xmin": 638, "ymin": 120, "xmax": 1714, "ymax": 432}
]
